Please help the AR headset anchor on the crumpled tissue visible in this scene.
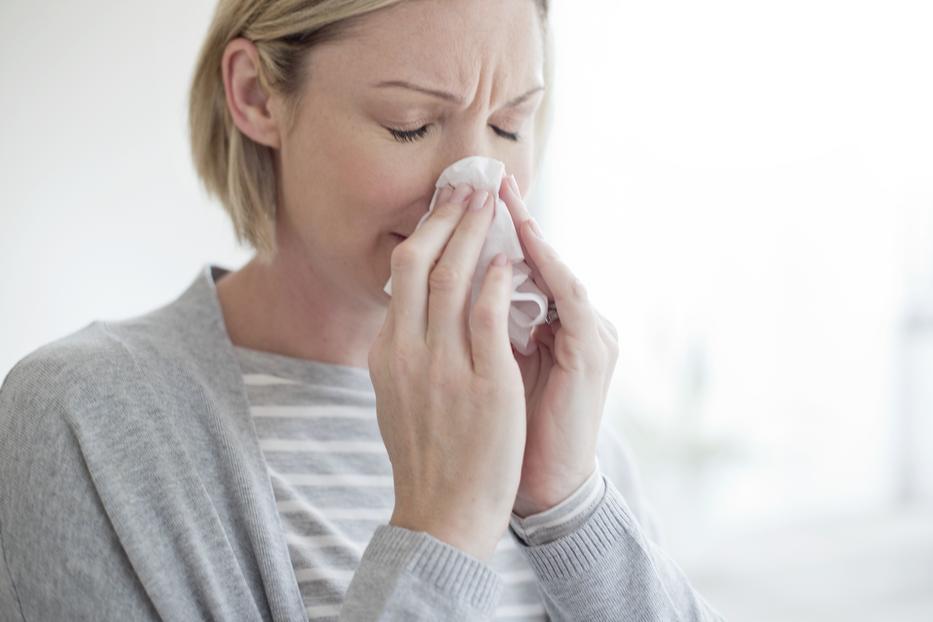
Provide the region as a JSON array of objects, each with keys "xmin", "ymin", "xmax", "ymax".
[{"xmin": 383, "ymin": 155, "xmax": 548, "ymax": 356}]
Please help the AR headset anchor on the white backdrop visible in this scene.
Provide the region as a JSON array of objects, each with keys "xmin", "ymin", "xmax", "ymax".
[
  {"xmin": 3, "ymin": 1, "xmax": 933, "ymax": 620},
  {"xmin": 541, "ymin": 1, "xmax": 933, "ymax": 620},
  {"xmin": 0, "ymin": 1, "xmax": 252, "ymax": 376},
  {"xmin": 543, "ymin": 0, "xmax": 933, "ymax": 523}
]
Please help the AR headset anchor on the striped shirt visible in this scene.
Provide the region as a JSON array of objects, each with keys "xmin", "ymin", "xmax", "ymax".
[{"xmin": 234, "ymin": 344, "xmax": 605, "ymax": 621}]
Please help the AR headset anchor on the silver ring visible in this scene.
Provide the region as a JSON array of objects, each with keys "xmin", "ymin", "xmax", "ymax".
[{"xmin": 545, "ymin": 301, "xmax": 559, "ymax": 325}]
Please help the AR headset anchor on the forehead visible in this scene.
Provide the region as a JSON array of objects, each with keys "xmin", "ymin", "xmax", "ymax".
[{"xmin": 308, "ymin": 0, "xmax": 545, "ymax": 96}]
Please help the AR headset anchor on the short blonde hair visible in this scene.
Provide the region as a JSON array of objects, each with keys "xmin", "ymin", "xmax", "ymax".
[{"xmin": 188, "ymin": 0, "xmax": 553, "ymax": 263}]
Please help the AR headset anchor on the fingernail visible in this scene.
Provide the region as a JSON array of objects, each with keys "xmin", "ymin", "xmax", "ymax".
[
  {"xmin": 527, "ymin": 218, "xmax": 543, "ymax": 238},
  {"xmin": 450, "ymin": 183, "xmax": 473, "ymax": 205},
  {"xmin": 492, "ymin": 252, "xmax": 508, "ymax": 266},
  {"xmin": 470, "ymin": 190, "xmax": 490, "ymax": 211},
  {"xmin": 507, "ymin": 174, "xmax": 520, "ymax": 196}
]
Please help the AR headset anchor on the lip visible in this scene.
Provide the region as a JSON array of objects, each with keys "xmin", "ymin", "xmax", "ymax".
[{"xmin": 392, "ymin": 233, "xmax": 408, "ymax": 240}]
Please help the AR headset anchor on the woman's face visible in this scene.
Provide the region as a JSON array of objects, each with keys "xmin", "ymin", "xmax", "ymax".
[{"xmin": 272, "ymin": 0, "xmax": 546, "ymax": 305}]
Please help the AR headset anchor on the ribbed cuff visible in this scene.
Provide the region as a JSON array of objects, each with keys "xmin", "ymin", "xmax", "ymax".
[
  {"xmin": 509, "ymin": 458, "xmax": 605, "ymax": 546},
  {"xmin": 364, "ymin": 524, "xmax": 504, "ymax": 614},
  {"xmin": 515, "ymin": 476, "xmax": 641, "ymax": 582}
]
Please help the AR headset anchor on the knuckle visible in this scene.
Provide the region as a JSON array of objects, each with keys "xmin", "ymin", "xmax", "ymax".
[
  {"xmin": 597, "ymin": 313, "xmax": 619, "ymax": 343},
  {"xmin": 590, "ymin": 335, "xmax": 613, "ymax": 367},
  {"xmin": 537, "ymin": 241, "xmax": 559, "ymax": 262},
  {"xmin": 608, "ymin": 334, "xmax": 620, "ymax": 360},
  {"xmin": 368, "ymin": 337, "xmax": 390, "ymax": 383},
  {"xmin": 369, "ymin": 325, "xmax": 386, "ymax": 353},
  {"xmin": 434, "ymin": 201, "xmax": 464, "ymax": 221},
  {"xmin": 428, "ymin": 263, "xmax": 461, "ymax": 292},
  {"xmin": 556, "ymin": 334, "xmax": 592, "ymax": 371},
  {"xmin": 470, "ymin": 303, "xmax": 498, "ymax": 332},
  {"xmin": 602, "ymin": 326, "xmax": 620, "ymax": 356},
  {"xmin": 570, "ymin": 275, "xmax": 589, "ymax": 301},
  {"xmin": 387, "ymin": 341, "xmax": 421, "ymax": 375},
  {"xmin": 595, "ymin": 346, "xmax": 612, "ymax": 369},
  {"xmin": 390, "ymin": 242, "xmax": 422, "ymax": 273},
  {"xmin": 605, "ymin": 319, "xmax": 619, "ymax": 341},
  {"xmin": 367, "ymin": 349, "xmax": 380, "ymax": 376}
]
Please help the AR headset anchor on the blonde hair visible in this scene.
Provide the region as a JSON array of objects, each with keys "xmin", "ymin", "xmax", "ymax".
[{"xmin": 188, "ymin": 0, "xmax": 553, "ymax": 263}]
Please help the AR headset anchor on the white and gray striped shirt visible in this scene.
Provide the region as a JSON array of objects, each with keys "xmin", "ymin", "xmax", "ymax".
[{"xmin": 234, "ymin": 344, "xmax": 606, "ymax": 621}]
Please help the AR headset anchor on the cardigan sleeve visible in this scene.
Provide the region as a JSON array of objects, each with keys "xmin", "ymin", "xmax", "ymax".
[
  {"xmin": 339, "ymin": 422, "xmax": 725, "ymax": 621},
  {"xmin": 336, "ymin": 458, "xmax": 605, "ymax": 620},
  {"xmin": 339, "ymin": 524, "xmax": 505, "ymax": 620},
  {"xmin": 507, "ymin": 421, "xmax": 728, "ymax": 621},
  {"xmin": 509, "ymin": 457, "xmax": 606, "ymax": 546},
  {"xmin": 337, "ymin": 464, "xmax": 608, "ymax": 620}
]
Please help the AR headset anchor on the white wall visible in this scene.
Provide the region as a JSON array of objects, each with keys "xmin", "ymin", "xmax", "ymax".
[
  {"xmin": 543, "ymin": 0, "xmax": 933, "ymax": 519},
  {"xmin": 0, "ymin": 1, "xmax": 252, "ymax": 376},
  {"xmin": 540, "ymin": 1, "xmax": 933, "ymax": 619}
]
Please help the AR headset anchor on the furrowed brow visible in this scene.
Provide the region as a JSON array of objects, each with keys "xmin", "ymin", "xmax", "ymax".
[{"xmin": 371, "ymin": 80, "xmax": 545, "ymax": 108}]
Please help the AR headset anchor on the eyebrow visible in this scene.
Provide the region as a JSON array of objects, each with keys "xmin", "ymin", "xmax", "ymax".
[{"xmin": 371, "ymin": 80, "xmax": 545, "ymax": 108}]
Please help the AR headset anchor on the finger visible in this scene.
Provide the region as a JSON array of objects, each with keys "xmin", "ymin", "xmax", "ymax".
[
  {"xmin": 594, "ymin": 308, "xmax": 619, "ymax": 346},
  {"xmin": 532, "ymin": 321, "xmax": 556, "ymax": 353},
  {"xmin": 498, "ymin": 173, "xmax": 532, "ymax": 225},
  {"xmin": 425, "ymin": 190, "xmax": 496, "ymax": 355},
  {"xmin": 498, "ymin": 175, "xmax": 554, "ymax": 301},
  {"xmin": 470, "ymin": 252, "xmax": 514, "ymax": 377},
  {"xmin": 387, "ymin": 183, "xmax": 474, "ymax": 342},
  {"xmin": 520, "ymin": 218, "xmax": 599, "ymax": 345},
  {"xmin": 594, "ymin": 314, "xmax": 618, "ymax": 395},
  {"xmin": 593, "ymin": 308, "xmax": 620, "ymax": 370}
]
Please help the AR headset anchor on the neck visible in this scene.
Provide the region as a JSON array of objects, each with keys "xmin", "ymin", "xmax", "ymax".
[{"xmin": 215, "ymin": 233, "xmax": 384, "ymax": 371}]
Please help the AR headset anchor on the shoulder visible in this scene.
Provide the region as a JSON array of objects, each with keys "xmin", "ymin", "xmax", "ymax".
[
  {"xmin": 0, "ymin": 322, "xmax": 122, "ymax": 513},
  {"xmin": 0, "ymin": 324, "xmax": 166, "ymax": 621},
  {"xmin": 1, "ymin": 322, "xmax": 126, "ymax": 428},
  {"xmin": 1, "ymin": 281, "xmax": 216, "ymax": 417},
  {"xmin": 0, "ymin": 314, "xmax": 195, "ymax": 457},
  {"xmin": 0, "ymin": 312, "xmax": 212, "ymax": 505},
  {"xmin": 0, "ymin": 324, "xmax": 136, "ymax": 482}
]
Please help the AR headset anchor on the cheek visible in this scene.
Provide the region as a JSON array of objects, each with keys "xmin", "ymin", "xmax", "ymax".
[
  {"xmin": 321, "ymin": 132, "xmax": 418, "ymax": 217},
  {"xmin": 346, "ymin": 149, "xmax": 425, "ymax": 207},
  {"xmin": 332, "ymin": 154, "xmax": 432, "ymax": 235}
]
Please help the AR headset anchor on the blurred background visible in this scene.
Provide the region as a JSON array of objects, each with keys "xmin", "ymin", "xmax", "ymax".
[{"xmin": 1, "ymin": 1, "xmax": 931, "ymax": 620}]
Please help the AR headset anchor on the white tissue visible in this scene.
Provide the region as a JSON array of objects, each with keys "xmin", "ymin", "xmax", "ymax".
[{"xmin": 383, "ymin": 155, "xmax": 548, "ymax": 356}]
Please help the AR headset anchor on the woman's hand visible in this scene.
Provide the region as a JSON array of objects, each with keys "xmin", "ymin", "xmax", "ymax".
[
  {"xmin": 497, "ymin": 175, "xmax": 621, "ymax": 518},
  {"xmin": 369, "ymin": 184, "xmax": 527, "ymax": 562}
]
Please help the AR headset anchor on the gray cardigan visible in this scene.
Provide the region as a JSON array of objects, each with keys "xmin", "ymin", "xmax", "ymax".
[{"xmin": 0, "ymin": 263, "xmax": 725, "ymax": 621}]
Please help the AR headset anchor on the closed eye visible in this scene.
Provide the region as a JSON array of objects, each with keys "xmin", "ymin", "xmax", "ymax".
[
  {"xmin": 385, "ymin": 124, "xmax": 521, "ymax": 143},
  {"xmin": 386, "ymin": 125, "xmax": 430, "ymax": 143}
]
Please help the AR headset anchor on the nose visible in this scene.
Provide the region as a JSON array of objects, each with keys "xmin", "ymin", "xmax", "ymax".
[{"xmin": 433, "ymin": 122, "xmax": 507, "ymax": 184}]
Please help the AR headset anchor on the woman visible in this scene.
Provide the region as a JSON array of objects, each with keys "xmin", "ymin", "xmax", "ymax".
[{"xmin": 0, "ymin": 0, "xmax": 724, "ymax": 620}]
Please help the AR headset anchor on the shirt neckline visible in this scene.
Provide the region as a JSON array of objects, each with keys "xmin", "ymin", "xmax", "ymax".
[{"xmin": 207, "ymin": 263, "xmax": 375, "ymax": 393}]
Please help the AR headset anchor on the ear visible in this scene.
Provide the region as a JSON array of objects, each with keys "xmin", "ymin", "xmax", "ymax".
[{"xmin": 221, "ymin": 37, "xmax": 282, "ymax": 149}]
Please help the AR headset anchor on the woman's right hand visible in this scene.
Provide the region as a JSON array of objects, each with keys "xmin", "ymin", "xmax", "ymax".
[{"xmin": 368, "ymin": 183, "xmax": 527, "ymax": 562}]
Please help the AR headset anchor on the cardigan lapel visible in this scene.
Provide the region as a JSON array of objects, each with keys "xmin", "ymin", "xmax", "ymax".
[{"xmin": 66, "ymin": 263, "xmax": 307, "ymax": 621}]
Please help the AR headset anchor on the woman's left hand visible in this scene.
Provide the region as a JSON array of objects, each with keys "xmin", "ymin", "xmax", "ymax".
[{"xmin": 498, "ymin": 174, "xmax": 621, "ymax": 518}]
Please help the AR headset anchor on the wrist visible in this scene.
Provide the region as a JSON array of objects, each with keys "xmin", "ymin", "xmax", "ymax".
[
  {"xmin": 512, "ymin": 458, "xmax": 600, "ymax": 518},
  {"xmin": 390, "ymin": 509, "xmax": 499, "ymax": 562}
]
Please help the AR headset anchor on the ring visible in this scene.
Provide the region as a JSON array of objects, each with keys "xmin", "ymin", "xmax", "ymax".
[{"xmin": 545, "ymin": 301, "xmax": 559, "ymax": 325}]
